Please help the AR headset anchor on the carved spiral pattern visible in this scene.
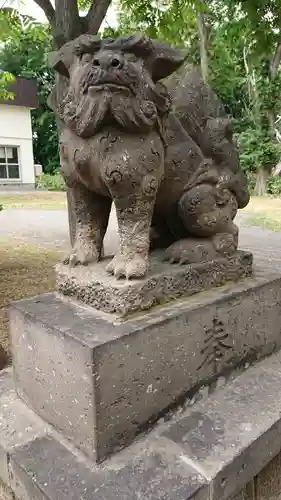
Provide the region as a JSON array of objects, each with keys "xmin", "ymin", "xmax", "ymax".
[
  {"xmin": 142, "ymin": 176, "xmax": 158, "ymax": 197},
  {"xmin": 104, "ymin": 166, "xmax": 123, "ymax": 186}
]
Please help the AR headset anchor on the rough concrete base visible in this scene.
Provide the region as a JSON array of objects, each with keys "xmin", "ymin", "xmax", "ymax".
[
  {"xmin": 0, "ymin": 480, "xmax": 15, "ymax": 500},
  {"xmin": 3, "ymin": 352, "xmax": 281, "ymax": 499},
  {"xmin": 10, "ymin": 268, "xmax": 281, "ymax": 462},
  {"xmin": 56, "ymin": 250, "xmax": 253, "ymax": 315}
]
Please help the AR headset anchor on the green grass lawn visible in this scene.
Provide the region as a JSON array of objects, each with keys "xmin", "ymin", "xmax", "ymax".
[
  {"xmin": 1, "ymin": 191, "xmax": 66, "ymax": 210},
  {"xmin": 241, "ymin": 196, "xmax": 281, "ymax": 231}
]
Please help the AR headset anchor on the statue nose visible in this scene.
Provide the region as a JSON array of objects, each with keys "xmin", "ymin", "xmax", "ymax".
[{"xmin": 93, "ymin": 54, "xmax": 123, "ymax": 70}]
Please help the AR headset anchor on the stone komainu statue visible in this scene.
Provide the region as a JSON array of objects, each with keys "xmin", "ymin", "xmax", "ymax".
[{"xmin": 49, "ymin": 34, "xmax": 249, "ymax": 279}]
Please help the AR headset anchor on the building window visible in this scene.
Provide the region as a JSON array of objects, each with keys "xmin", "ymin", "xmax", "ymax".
[{"xmin": 0, "ymin": 146, "xmax": 20, "ymax": 180}]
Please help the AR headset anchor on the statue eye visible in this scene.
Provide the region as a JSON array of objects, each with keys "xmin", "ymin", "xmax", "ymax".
[{"xmin": 81, "ymin": 53, "xmax": 93, "ymax": 63}]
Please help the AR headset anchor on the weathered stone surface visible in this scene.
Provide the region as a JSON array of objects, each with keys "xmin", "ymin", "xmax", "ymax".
[
  {"xmin": 3, "ymin": 352, "xmax": 281, "ymax": 499},
  {"xmin": 0, "ymin": 370, "xmax": 48, "ymax": 485},
  {"xmin": 56, "ymin": 250, "xmax": 252, "ymax": 315},
  {"xmin": 10, "ymin": 458, "xmax": 54, "ymax": 500},
  {"xmin": 50, "ymin": 33, "xmax": 249, "ymax": 281},
  {"xmin": 10, "ymin": 435, "xmax": 208, "ymax": 500},
  {"xmin": 0, "ymin": 480, "xmax": 16, "ymax": 500},
  {"xmin": 10, "ymin": 268, "xmax": 281, "ymax": 463},
  {"xmin": 164, "ymin": 350, "xmax": 281, "ymax": 500},
  {"xmin": 0, "ymin": 369, "xmax": 13, "ymax": 398}
]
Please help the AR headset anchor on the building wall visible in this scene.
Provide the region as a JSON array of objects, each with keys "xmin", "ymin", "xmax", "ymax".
[{"xmin": 0, "ymin": 104, "xmax": 35, "ymax": 188}]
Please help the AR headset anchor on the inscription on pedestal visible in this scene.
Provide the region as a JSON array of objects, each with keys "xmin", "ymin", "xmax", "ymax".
[{"xmin": 198, "ymin": 317, "xmax": 233, "ymax": 374}]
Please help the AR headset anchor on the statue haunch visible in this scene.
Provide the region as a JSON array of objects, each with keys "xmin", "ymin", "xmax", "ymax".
[{"xmin": 49, "ymin": 34, "xmax": 249, "ymax": 279}]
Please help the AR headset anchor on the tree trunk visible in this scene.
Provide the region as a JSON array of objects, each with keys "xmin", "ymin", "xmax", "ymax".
[
  {"xmin": 273, "ymin": 160, "xmax": 281, "ymax": 177},
  {"xmin": 255, "ymin": 168, "xmax": 270, "ymax": 196},
  {"xmin": 197, "ymin": 7, "xmax": 208, "ymax": 83},
  {"xmin": 271, "ymin": 41, "xmax": 281, "ymax": 79},
  {"xmin": 85, "ymin": 0, "xmax": 112, "ymax": 35},
  {"xmin": 267, "ymin": 41, "xmax": 281, "ymax": 136},
  {"xmin": 54, "ymin": 0, "xmax": 81, "ymax": 47}
]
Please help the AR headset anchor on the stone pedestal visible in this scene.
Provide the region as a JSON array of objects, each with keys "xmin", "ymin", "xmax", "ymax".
[
  {"xmin": 3, "ymin": 346, "xmax": 281, "ymax": 499},
  {"xmin": 3, "ymin": 257, "xmax": 281, "ymax": 499},
  {"xmin": 10, "ymin": 265, "xmax": 281, "ymax": 464},
  {"xmin": 56, "ymin": 250, "xmax": 253, "ymax": 316}
]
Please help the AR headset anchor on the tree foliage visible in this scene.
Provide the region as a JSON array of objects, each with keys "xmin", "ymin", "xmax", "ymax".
[
  {"xmin": 118, "ymin": 0, "xmax": 281, "ymax": 193},
  {"xmin": 0, "ymin": 16, "xmax": 59, "ymax": 173},
  {"xmin": 0, "ymin": 8, "xmax": 20, "ymax": 99},
  {"xmin": 0, "ymin": 71, "xmax": 15, "ymax": 100},
  {"xmin": 118, "ymin": 0, "xmax": 198, "ymax": 47}
]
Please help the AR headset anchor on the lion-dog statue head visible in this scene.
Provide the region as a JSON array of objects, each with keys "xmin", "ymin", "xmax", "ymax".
[{"xmin": 49, "ymin": 34, "xmax": 186, "ymax": 139}]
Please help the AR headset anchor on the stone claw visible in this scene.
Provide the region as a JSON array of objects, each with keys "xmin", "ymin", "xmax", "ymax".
[
  {"xmin": 105, "ymin": 255, "xmax": 117, "ymax": 275},
  {"xmin": 106, "ymin": 253, "xmax": 148, "ymax": 279},
  {"xmin": 69, "ymin": 253, "xmax": 80, "ymax": 267},
  {"xmin": 62, "ymin": 244, "xmax": 100, "ymax": 267},
  {"xmin": 62, "ymin": 254, "xmax": 70, "ymax": 265}
]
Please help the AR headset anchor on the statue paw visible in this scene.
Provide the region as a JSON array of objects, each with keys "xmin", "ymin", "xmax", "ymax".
[
  {"xmin": 63, "ymin": 243, "xmax": 100, "ymax": 267},
  {"xmin": 164, "ymin": 239, "xmax": 217, "ymax": 265},
  {"xmin": 106, "ymin": 253, "xmax": 148, "ymax": 279}
]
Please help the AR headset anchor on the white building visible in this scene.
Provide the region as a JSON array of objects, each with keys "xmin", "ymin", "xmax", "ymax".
[{"xmin": 0, "ymin": 77, "xmax": 38, "ymax": 190}]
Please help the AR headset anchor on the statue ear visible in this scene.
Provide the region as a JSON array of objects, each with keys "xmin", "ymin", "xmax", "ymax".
[
  {"xmin": 48, "ymin": 41, "xmax": 76, "ymax": 78},
  {"xmin": 48, "ymin": 52, "xmax": 69, "ymax": 78},
  {"xmin": 149, "ymin": 41, "xmax": 187, "ymax": 81},
  {"xmin": 48, "ymin": 35, "xmax": 101, "ymax": 78}
]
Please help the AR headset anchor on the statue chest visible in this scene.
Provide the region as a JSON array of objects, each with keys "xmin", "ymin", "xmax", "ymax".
[{"xmin": 60, "ymin": 127, "xmax": 164, "ymax": 194}]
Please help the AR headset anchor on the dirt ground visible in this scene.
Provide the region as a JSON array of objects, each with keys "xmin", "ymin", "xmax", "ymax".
[{"xmin": 0, "ymin": 239, "xmax": 59, "ymax": 362}]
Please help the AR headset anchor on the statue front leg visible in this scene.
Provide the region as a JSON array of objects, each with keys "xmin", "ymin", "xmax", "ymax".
[
  {"xmin": 64, "ymin": 183, "xmax": 112, "ymax": 266},
  {"xmin": 105, "ymin": 173, "xmax": 161, "ymax": 279}
]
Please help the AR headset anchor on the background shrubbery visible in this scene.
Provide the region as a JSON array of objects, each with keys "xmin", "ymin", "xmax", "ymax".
[{"xmin": 36, "ymin": 172, "xmax": 66, "ymax": 191}]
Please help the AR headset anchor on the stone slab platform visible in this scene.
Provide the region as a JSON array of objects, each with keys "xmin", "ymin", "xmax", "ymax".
[
  {"xmin": 56, "ymin": 250, "xmax": 253, "ymax": 316},
  {"xmin": 10, "ymin": 267, "xmax": 281, "ymax": 463},
  {"xmin": 3, "ymin": 352, "xmax": 281, "ymax": 499}
]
